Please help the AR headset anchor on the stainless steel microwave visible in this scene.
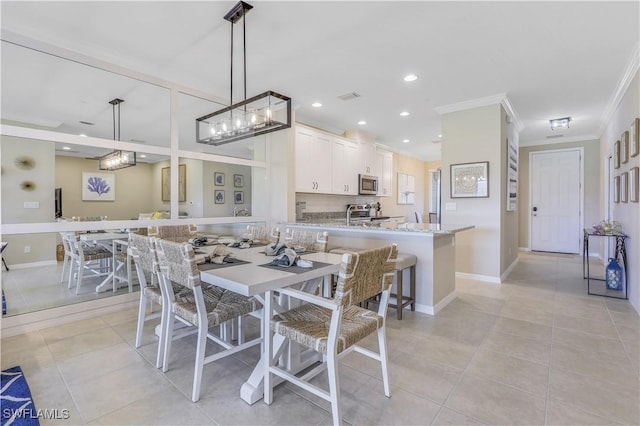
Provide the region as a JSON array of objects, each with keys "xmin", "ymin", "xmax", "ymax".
[{"xmin": 358, "ymin": 174, "xmax": 378, "ymax": 195}]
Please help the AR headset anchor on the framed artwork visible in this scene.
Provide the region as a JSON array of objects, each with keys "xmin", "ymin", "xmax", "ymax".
[
  {"xmin": 631, "ymin": 118, "xmax": 639, "ymax": 158},
  {"xmin": 214, "ymin": 172, "xmax": 225, "ymax": 186},
  {"xmin": 614, "ymin": 140, "xmax": 620, "ymax": 169},
  {"xmin": 161, "ymin": 164, "xmax": 187, "ymax": 202},
  {"xmin": 630, "ymin": 167, "xmax": 639, "ymax": 203},
  {"xmin": 214, "ymin": 190, "xmax": 225, "ymax": 204},
  {"xmin": 234, "ymin": 191, "xmax": 244, "ymax": 204},
  {"xmin": 614, "ymin": 175, "xmax": 620, "ymax": 203},
  {"xmin": 621, "ymin": 172, "xmax": 628, "ymax": 203},
  {"xmin": 234, "ymin": 174, "xmax": 244, "ymax": 188},
  {"xmin": 451, "ymin": 161, "xmax": 489, "ymax": 198},
  {"xmin": 506, "ymin": 138, "xmax": 518, "ymax": 211},
  {"xmin": 397, "ymin": 172, "xmax": 415, "ymax": 205},
  {"xmin": 621, "ymin": 131, "xmax": 629, "ymax": 164},
  {"xmin": 82, "ymin": 172, "xmax": 115, "ymax": 201}
]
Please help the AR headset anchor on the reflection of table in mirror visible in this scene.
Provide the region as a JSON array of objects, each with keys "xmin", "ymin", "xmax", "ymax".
[
  {"xmin": 583, "ymin": 229, "xmax": 628, "ymax": 299},
  {"xmin": 79, "ymin": 232, "xmax": 129, "ymax": 293}
]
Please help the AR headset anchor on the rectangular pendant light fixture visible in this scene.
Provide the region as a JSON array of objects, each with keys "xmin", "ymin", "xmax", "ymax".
[
  {"xmin": 98, "ymin": 98, "xmax": 137, "ymax": 171},
  {"xmin": 196, "ymin": 1, "xmax": 291, "ymax": 146}
]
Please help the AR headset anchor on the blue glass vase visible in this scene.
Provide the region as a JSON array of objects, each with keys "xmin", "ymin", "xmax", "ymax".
[{"xmin": 606, "ymin": 258, "xmax": 623, "ymax": 290}]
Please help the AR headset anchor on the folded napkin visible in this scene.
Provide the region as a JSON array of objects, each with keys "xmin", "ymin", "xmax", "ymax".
[
  {"xmin": 268, "ymin": 248, "xmax": 299, "ymax": 267},
  {"xmin": 202, "ymin": 245, "xmax": 235, "ymax": 264},
  {"xmin": 264, "ymin": 242, "xmax": 288, "ymax": 256},
  {"xmin": 189, "ymin": 236, "xmax": 208, "ymax": 247},
  {"xmin": 225, "ymin": 237, "xmax": 253, "ymax": 249}
]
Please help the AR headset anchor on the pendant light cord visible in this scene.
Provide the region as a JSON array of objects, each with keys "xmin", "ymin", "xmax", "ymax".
[{"xmin": 229, "ymin": 9, "xmax": 248, "ymax": 106}]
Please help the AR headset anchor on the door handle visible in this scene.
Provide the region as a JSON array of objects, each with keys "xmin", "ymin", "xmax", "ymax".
[{"xmin": 532, "ymin": 206, "xmax": 537, "ymax": 216}]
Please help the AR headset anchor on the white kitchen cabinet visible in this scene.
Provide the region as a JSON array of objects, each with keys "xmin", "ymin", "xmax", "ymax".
[
  {"xmin": 331, "ymin": 137, "xmax": 359, "ymax": 195},
  {"xmin": 295, "ymin": 126, "xmax": 332, "ymax": 193},
  {"xmin": 358, "ymin": 141, "xmax": 378, "ymax": 176},
  {"xmin": 376, "ymin": 150, "xmax": 393, "ymax": 197}
]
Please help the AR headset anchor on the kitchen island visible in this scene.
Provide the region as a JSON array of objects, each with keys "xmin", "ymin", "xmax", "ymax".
[{"xmin": 279, "ymin": 221, "xmax": 474, "ymax": 315}]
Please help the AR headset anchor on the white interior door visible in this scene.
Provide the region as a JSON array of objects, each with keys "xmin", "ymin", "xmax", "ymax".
[{"xmin": 530, "ymin": 149, "xmax": 582, "ymax": 253}]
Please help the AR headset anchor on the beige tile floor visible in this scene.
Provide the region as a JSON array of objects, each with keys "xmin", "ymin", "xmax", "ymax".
[{"xmin": 2, "ymin": 252, "xmax": 639, "ymax": 425}]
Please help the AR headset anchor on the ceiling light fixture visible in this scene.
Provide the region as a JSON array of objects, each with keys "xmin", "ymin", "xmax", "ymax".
[
  {"xmin": 358, "ymin": 120, "xmax": 367, "ymax": 125},
  {"xmin": 403, "ymin": 74, "xmax": 418, "ymax": 82},
  {"xmin": 62, "ymin": 146, "xmax": 71, "ymax": 150},
  {"xmin": 437, "ymin": 133, "xmax": 442, "ymax": 138},
  {"xmin": 311, "ymin": 102, "xmax": 322, "ymax": 108},
  {"xmin": 550, "ymin": 116, "xmax": 571, "ymax": 130},
  {"xmin": 402, "ymin": 139, "xmax": 410, "ymax": 143},
  {"xmin": 196, "ymin": 1, "xmax": 291, "ymax": 146},
  {"xmin": 98, "ymin": 98, "xmax": 136, "ymax": 171},
  {"xmin": 400, "ymin": 111, "xmax": 410, "ymax": 117}
]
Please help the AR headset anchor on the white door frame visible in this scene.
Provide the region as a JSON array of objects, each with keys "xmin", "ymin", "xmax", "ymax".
[
  {"xmin": 528, "ymin": 147, "xmax": 584, "ymax": 253},
  {"xmin": 604, "ymin": 153, "xmax": 614, "ymax": 263}
]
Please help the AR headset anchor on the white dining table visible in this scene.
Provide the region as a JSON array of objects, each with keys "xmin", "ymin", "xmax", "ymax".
[
  {"xmin": 199, "ymin": 245, "xmax": 343, "ymax": 405},
  {"xmin": 79, "ymin": 231, "xmax": 129, "ymax": 293}
]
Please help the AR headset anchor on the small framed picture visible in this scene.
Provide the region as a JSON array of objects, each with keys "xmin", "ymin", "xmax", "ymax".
[
  {"xmin": 621, "ymin": 131, "xmax": 629, "ymax": 164},
  {"xmin": 214, "ymin": 190, "xmax": 225, "ymax": 204},
  {"xmin": 621, "ymin": 172, "xmax": 628, "ymax": 203},
  {"xmin": 451, "ymin": 161, "xmax": 489, "ymax": 198},
  {"xmin": 234, "ymin": 191, "xmax": 244, "ymax": 204},
  {"xmin": 614, "ymin": 140, "xmax": 620, "ymax": 169},
  {"xmin": 630, "ymin": 167, "xmax": 639, "ymax": 203},
  {"xmin": 234, "ymin": 174, "xmax": 244, "ymax": 188},
  {"xmin": 614, "ymin": 175, "xmax": 620, "ymax": 203},
  {"xmin": 214, "ymin": 172, "xmax": 225, "ymax": 186},
  {"xmin": 631, "ymin": 118, "xmax": 639, "ymax": 158}
]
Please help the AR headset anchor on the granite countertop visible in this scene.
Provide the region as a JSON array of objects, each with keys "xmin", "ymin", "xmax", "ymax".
[{"xmin": 282, "ymin": 221, "xmax": 474, "ymax": 235}]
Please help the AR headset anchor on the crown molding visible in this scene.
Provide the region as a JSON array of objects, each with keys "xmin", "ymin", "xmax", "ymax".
[
  {"xmin": 434, "ymin": 93, "xmax": 524, "ymax": 132},
  {"xmin": 598, "ymin": 42, "xmax": 640, "ymax": 137},
  {"xmin": 520, "ymin": 133, "xmax": 599, "ymax": 148}
]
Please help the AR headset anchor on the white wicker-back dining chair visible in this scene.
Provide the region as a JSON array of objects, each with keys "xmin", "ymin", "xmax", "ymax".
[{"xmin": 264, "ymin": 244, "xmax": 398, "ymax": 425}]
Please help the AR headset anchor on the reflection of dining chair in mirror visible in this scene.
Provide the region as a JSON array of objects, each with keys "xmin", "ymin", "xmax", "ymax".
[
  {"xmin": 154, "ymin": 238, "xmax": 263, "ymax": 401},
  {"xmin": 429, "ymin": 212, "xmax": 438, "ymax": 223},
  {"xmin": 1, "ymin": 242, "xmax": 9, "ymax": 271},
  {"xmin": 112, "ymin": 239, "xmax": 133, "ymax": 293},
  {"xmin": 63, "ymin": 232, "xmax": 112, "ymax": 294},
  {"xmin": 264, "ymin": 245, "xmax": 398, "ymax": 425},
  {"xmin": 415, "ymin": 211, "xmax": 423, "ymax": 223},
  {"xmin": 59, "ymin": 233, "xmax": 75, "ymax": 284}
]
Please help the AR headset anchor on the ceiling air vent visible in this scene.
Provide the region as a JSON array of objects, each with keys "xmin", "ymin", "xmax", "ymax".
[
  {"xmin": 337, "ymin": 92, "xmax": 361, "ymax": 101},
  {"xmin": 546, "ymin": 134, "xmax": 564, "ymax": 139},
  {"xmin": 79, "ymin": 121, "xmax": 95, "ymax": 125}
]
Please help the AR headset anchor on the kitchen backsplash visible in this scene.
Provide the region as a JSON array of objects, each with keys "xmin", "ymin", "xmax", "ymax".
[{"xmin": 296, "ymin": 193, "xmax": 378, "ymax": 213}]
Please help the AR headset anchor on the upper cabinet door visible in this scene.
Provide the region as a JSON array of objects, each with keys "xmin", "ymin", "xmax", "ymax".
[
  {"xmin": 359, "ymin": 141, "xmax": 378, "ymax": 177},
  {"xmin": 376, "ymin": 150, "xmax": 393, "ymax": 197},
  {"xmin": 331, "ymin": 137, "xmax": 359, "ymax": 195},
  {"xmin": 294, "ymin": 126, "xmax": 332, "ymax": 193}
]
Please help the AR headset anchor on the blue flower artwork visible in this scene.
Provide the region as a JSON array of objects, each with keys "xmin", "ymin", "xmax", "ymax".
[
  {"xmin": 82, "ymin": 172, "xmax": 115, "ymax": 201},
  {"xmin": 87, "ymin": 176, "xmax": 111, "ymax": 196}
]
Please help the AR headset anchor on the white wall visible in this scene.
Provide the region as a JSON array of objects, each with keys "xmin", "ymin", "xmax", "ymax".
[{"xmin": 600, "ymin": 70, "xmax": 639, "ymax": 313}]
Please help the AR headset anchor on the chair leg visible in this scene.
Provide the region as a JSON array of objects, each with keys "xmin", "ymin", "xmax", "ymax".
[
  {"xmin": 192, "ymin": 322, "xmax": 207, "ymax": 402},
  {"xmin": 410, "ymin": 265, "xmax": 416, "ymax": 311},
  {"xmin": 2, "ymin": 256, "xmax": 8, "ymax": 271},
  {"xmin": 135, "ymin": 293, "xmax": 147, "ymax": 348},
  {"xmin": 327, "ymin": 350, "xmax": 342, "ymax": 425},
  {"xmin": 156, "ymin": 299, "xmax": 167, "ymax": 369},
  {"xmin": 377, "ymin": 327, "xmax": 391, "ymax": 397},
  {"xmin": 75, "ymin": 262, "xmax": 84, "ymax": 295},
  {"xmin": 396, "ymin": 270, "xmax": 403, "ymax": 320},
  {"xmin": 162, "ymin": 312, "xmax": 175, "ymax": 373},
  {"xmin": 60, "ymin": 256, "xmax": 68, "ymax": 283}
]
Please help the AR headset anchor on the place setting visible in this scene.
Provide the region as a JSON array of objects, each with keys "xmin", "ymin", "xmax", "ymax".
[{"xmin": 259, "ymin": 242, "xmax": 332, "ymax": 274}]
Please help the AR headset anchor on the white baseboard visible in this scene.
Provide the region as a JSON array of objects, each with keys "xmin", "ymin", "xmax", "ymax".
[
  {"xmin": 518, "ymin": 247, "xmax": 531, "ymax": 252},
  {"xmin": 1, "ymin": 293, "xmax": 139, "ymax": 337},
  {"xmin": 414, "ymin": 291, "xmax": 457, "ymax": 316},
  {"xmin": 501, "ymin": 257, "xmax": 519, "ymax": 282},
  {"xmin": 6, "ymin": 260, "xmax": 58, "ymax": 270},
  {"xmin": 455, "ymin": 272, "xmax": 501, "ymax": 284}
]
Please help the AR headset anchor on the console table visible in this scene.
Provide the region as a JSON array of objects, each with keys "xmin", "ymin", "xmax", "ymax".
[{"xmin": 583, "ymin": 229, "xmax": 628, "ymax": 299}]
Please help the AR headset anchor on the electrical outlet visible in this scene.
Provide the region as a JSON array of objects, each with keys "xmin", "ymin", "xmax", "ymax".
[{"xmin": 24, "ymin": 245, "xmax": 31, "ymax": 253}]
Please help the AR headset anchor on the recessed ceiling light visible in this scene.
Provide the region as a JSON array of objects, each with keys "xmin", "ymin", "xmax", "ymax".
[
  {"xmin": 403, "ymin": 74, "xmax": 418, "ymax": 82},
  {"xmin": 549, "ymin": 116, "xmax": 571, "ymax": 130},
  {"xmin": 79, "ymin": 134, "xmax": 87, "ymax": 138},
  {"xmin": 311, "ymin": 102, "xmax": 322, "ymax": 108},
  {"xmin": 400, "ymin": 111, "xmax": 410, "ymax": 117},
  {"xmin": 402, "ymin": 139, "xmax": 410, "ymax": 143},
  {"xmin": 437, "ymin": 134, "xmax": 442, "ymax": 138},
  {"xmin": 62, "ymin": 146, "xmax": 71, "ymax": 150},
  {"xmin": 139, "ymin": 154, "xmax": 147, "ymax": 158},
  {"xmin": 358, "ymin": 120, "xmax": 367, "ymax": 125}
]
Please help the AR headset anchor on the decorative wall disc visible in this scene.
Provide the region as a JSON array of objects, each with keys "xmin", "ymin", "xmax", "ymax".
[
  {"xmin": 15, "ymin": 156, "xmax": 36, "ymax": 170},
  {"xmin": 20, "ymin": 181, "xmax": 36, "ymax": 191}
]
